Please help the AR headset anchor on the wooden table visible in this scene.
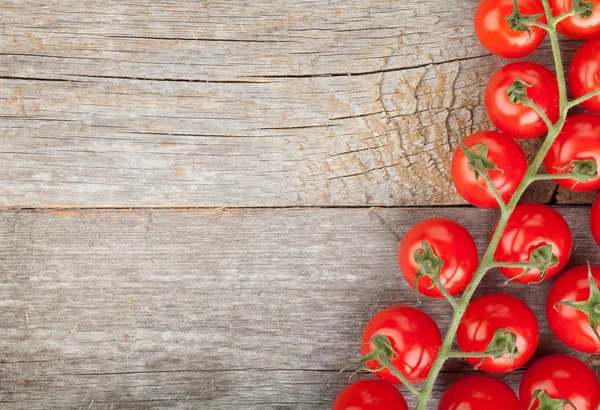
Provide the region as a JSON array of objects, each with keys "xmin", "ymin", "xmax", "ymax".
[{"xmin": 1, "ymin": 2, "xmax": 598, "ymax": 409}]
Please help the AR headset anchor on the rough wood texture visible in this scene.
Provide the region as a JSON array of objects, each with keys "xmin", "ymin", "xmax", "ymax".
[
  {"xmin": 1, "ymin": 207, "xmax": 597, "ymax": 409},
  {"xmin": 0, "ymin": 1, "xmax": 588, "ymax": 208}
]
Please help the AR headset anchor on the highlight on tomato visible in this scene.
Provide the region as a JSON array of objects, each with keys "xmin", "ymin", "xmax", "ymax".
[
  {"xmin": 451, "ymin": 131, "xmax": 527, "ymax": 208},
  {"xmin": 456, "ymin": 293, "xmax": 539, "ymax": 373},
  {"xmin": 569, "ymin": 38, "xmax": 600, "ymax": 114},
  {"xmin": 438, "ymin": 374, "xmax": 520, "ymax": 410},
  {"xmin": 474, "ymin": 0, "xmax": 547, "ymax": 58},
  {"xmin": 546, "ymin": 265, "xmax": 600, "ymax": 353},
  {"xmin": 359, "ymin": 306, "xmax": 441, "ymax": 385},
  {"xmin": 543, "ymin": 113, "xmax": 600, "ymax": 191},
  {"xmin": 519, "ymin": 354, "xmax": 600, "ymax": 410},
  {"xmin": 398, "ymin": 218, "xmax": 478, "ymax": 298},
  {"xmin": 485, "ymin": 62, "xmax": 559, "ymax": 139},
  {"xmin": 550, "ymin": 0, "xmax": 600, "ymax": 39},
  {"xmin": 332, "ymin": 380, "xmax": 408, "ymax": 410},
  {"xmin": 592, "ymin": 193, "xmax": 600, "ymax": 247},
  {"xmin": 493, "ymin": 203, "xmax": 572, "ymax": 283}
]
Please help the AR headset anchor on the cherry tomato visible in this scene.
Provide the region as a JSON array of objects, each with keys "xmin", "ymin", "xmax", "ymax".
[
  {"xmin": 438, "ymin": 374, "xmax": 520, "ymax": 410},
  {"xmin": 592, "ymin": 193, "xmax": 600, "ymax": 247},
  {"xmin": 398, "ymin": 219, "xmax": 478, "ymax": 298},
  {"xmin": 546, "ymin": 265, "xmax": 600, "ymax": 353},
  {"xmin": 544, "ymin": 113, "xmax": 600, "ymax": 191},
  {"xmin": 457, "ymin": 293, "xmax": 539, "ymax": 373},
  {"xmin": 361, "ymin": 306, "xmax": 441, "ymax": 385},
  {"xmin": 493, "ymin": 203, "xmax": 572, "ymax": 283},
  {"xmin": 520, "ymin": 354, "xmax": 600, "ymax": 410},
  {"xmin": 451, "ymin": 131, "xmax": 528, "ymax": 208},
  {"xmin": 485, "ymin": 62, "xmax": 560, "ymax": 139},
  {"xmin": 332, "ymin": 380, "xmax": 408, "ymax": 410},
  {"xmin": 550, "ymin": 0, "xmax": 600, "ymax": 39},
  {"xmin": 475, "ymin": 0, "xmax": 547, "ymax": 59},
  {"xmin": 569, "ymin": 39, "xmax": 600, "ymax": 114}
]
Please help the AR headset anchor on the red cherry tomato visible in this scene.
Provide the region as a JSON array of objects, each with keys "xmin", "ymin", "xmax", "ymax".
[
  {"xmin": 592, "ymin": 193, "xmax": 600, "ymax": 247},
  {"xmin": 494, "ymin": 203, "xmax": 572, "ymax": 283},
  {"xmin": 520, "ymin": 354, "xmax": 600, "ymax": 410},
  {"xmin": 544, "ymin": 113, "xmax": 600, "ymax": 191},
  {"xmin": 569, "ymin": 39, "xmax": 600, "ymax": 114},
  {"xmin": 457, "ymin": 293, "xmax": 539, "ymax": 373},
  {"xmin": 451, "ymin": 131, "xmax": 527, "ymax": 208},
  {"xmin": 475, "ymin": 0, "xmax": 547, "ymax": 59},
  {"xmin": 485, "ymin": 62, "xmax": 560, "ymax": 139},
  {"xmin": 546, "ymin": 265, "xmax": 600, "ymax": 353},
  {"xmin": 550, "ymin": 0, "xmax": 600, "ymax": 39},
  {"xmin": 332, "ymin": 380, "xmax": 408, "ymax": 410},
  {"xmin": 398, "ymin": 218, "xmax": 478, "ymax": 298},
  {"xmin": 361, "ymin": 306, "xmax": 441, "ymax": 385},
  {"xmin": 438, "ymin": 374, "xmax": 520, "ymax": 410}
]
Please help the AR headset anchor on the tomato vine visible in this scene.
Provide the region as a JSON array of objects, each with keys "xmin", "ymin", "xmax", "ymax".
[{"xmin": 334, "ymin": 0, "xmax": 600, "ymax": 408}]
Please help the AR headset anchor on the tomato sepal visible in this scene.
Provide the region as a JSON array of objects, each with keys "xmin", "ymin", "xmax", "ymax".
[
  {"xmin": 505, "ymin": 0, "xmax": 545, "ymax": 33},
  {"xmin": 554, "ymin": 159, "xmax": 598, "ymax": 185},
  {"xmin": 507, "ymin": 77, "xmax": 532, "ymax": 104},
  {"xmin": 572, "ymin": 0, "xmax": 595, "ymax": 19},
  {"xmin": 459, "ymin": 141, "xmax": 503, "ymax": 185},
  {"xmin": 555, "ymin": 264, "xmax": 600, "ymax": 342},
  {"xmin": 508, "ymin": 244, "xmax": 559, "ymax": 283},
  {"xmin": 411, "ymin": 241, "xmax": 458, "ymax": 307},
  {"xmin": 346, "ymin": 334, "xmax": 421, "ymax": 395},
  {"xmin": 479, "ymin": 328, "xmax": 519, "ymax": 365},
  {"xmin": 527, "ymin": 389, "xmax": 577, "ymax": 410}
]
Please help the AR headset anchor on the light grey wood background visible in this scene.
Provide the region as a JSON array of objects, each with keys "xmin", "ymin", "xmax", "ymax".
[{"xmin": 1, "ymin": 1, "xmax": 598, "ymax": 409}]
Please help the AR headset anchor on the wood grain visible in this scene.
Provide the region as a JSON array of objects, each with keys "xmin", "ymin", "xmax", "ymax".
[
  {"xmin": 0, "ymin": 1, "xmax": 588, "ymax": 208},
  {"xmin": 1, "ymin": 207, "xmax": 597, "ymax": 409}
]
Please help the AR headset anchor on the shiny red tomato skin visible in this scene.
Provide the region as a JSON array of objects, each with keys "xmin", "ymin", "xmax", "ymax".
[
  {"xmin": 398, "ymin": 219, "xmax": 478, "ymax": 298},
  {"xmin": 550, "ymin": 0, "xmax": 600, "ymax": 39},
  {"xmin": 361, "ymin": 306, "xmax": 441, "ymax": 385},
  {"xmin": 457, "ymin": 293, "xmax": 539, "ymax": 373},
  {"xmin": 438, "ymin": 374, "xmax": 520, "ymax": 410},
  {"xmin": 520, "ymin": 354, "xmax": 600, "ymax": 410},
  {"xmin": 544, "ymin": 114, "xmax": 600, "ymax": 191},
  {"xmin": 546, "ymin": 265, "xmax": 600, "ymax": 353},
  {"xmin": 592, "ymin": 193, "xmax": 600, "ymax": 247},
  {"xmin": 569, "ymin": 39, "xmax": 600, "ymax": 114},
  {"xmin": 485, "ymin": 62, "xmax": 560, "ymax": 139},
  {"xmin": 332, "ymin": 380, "xmax": 408, "ymax": 410},
  {"xmin": 494, "ymin": 203, "xmax": 572, "ymax": 283},
  {"xmin": 475, "ymin": 0, "xmax": 547, "ymax": 59},
  {"xmin": 451, "ymin": 131, "xmax": 528, "ymax": 208}
]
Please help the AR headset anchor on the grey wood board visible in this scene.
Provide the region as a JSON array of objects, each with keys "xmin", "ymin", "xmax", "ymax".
[
  {"xmin": 0, "ymin": 1, "xmax": 588, "ymax": 207},
  {"xmin": 0, "ymin": 206, "xmax": 597, "ymax": 409}
]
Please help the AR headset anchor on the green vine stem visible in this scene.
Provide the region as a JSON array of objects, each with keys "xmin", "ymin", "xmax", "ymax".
[{"xmin": 407, "ymin": 1, "xmax": 598, "ymax": 408}]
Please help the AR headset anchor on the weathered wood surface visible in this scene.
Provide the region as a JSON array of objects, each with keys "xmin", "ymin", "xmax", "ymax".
[
  {"xmin": 1, "ymin": 207, "xmax": 597, "ymax": 409},
  {"xmin": 0, "ymin": 1, "xmax": 590, "ymax": 208}
]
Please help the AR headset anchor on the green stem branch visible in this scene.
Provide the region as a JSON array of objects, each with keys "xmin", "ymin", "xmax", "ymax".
[
  {"xmin": 567, "ymin": 88, "xmax": 600, "ymax": 110},
  {"xmin": 431, "ymin": 277, "xmax": 459, "ymax": 309}
]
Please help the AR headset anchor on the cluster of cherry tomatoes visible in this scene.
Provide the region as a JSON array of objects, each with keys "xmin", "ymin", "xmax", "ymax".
[{"xmin": 332, "ymin": 0, "xmax": 600, "ymax": 409}]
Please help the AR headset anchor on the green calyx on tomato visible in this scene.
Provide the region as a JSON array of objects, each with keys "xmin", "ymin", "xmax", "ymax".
[
  {"xmin": 505, "ymin": 0, "xmax": 544, "ymax": 33},
  {"xmin": 413, "ymin": 241, "xmax": 445, "ymax": 294},
  {"xmin": 348, "ymin": 334, "xmax": 398, "ymax": 375},
  {"xmin": 509, "ymin": 244, "xmax": 559, "ymax": 283},
  {"xmin": 506, "ymin": 78, "xmax": 531, "ymax": 104},
  {"xmin": 572, "ymin": 0, "xmax": 595, "ymax": 18},
  {"xmin": 527, "ymin": 389, "xmax": 576, "ymax": 410},
  {"xmin": 477, "ymin": 328, "xmax": 519, "ymax": 367},
  {"xmin": 556, "ymin": 264, "xmax": 600, "ymax": 342},
  {"xmin": 459, "ymin": 141, "xmax": 502, "ymax": 184},
  {"xmin": 555, "ymin": 159, "xmax": 598, "ymax": 184}
]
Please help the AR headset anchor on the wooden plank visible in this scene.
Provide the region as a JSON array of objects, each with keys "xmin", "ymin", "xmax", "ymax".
[
  {"xmin": 0, "ymin": 1, "xmax": 584, "ymax": 207},
  {"xmin": 0, "ymin": 207, "xmax": 597, "ymax": 409}
]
